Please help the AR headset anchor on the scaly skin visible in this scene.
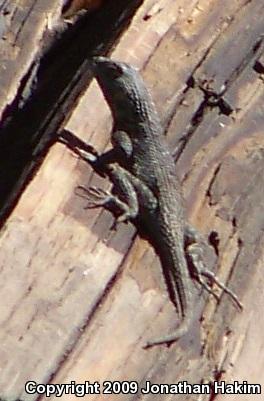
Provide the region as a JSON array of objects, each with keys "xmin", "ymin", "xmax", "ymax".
[
  {"xmin": 90, "ymin": 57, "xmax": 193, "ymax": 347},
  {"xmin": 68, "ymin": 57, "xmax": 242, "ymax": 347}
]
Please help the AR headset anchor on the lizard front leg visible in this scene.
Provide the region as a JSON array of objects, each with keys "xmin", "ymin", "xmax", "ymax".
[
  {"xmin": 72, "ymin": 129, "xmax": 133, "ymax": 168},
  {"xmin": 59, "ymin": 130, "xmax": 156, "ymax": 224},
  {"xmin": 59, "ymin": 128, "xmax": 135, "ymax": 176}
]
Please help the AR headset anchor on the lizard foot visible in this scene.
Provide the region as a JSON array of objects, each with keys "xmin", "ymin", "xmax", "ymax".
[
  {"xmin": 186, "ymin": 242, "xmax": 243, "ymax": 310},
  {"xmin": 75, "ymin": 185, "xmax": 113, "ymax": 208},
  {"xmin": 75, "ymin": 185, "xmax": 133, "ymax": 229}
]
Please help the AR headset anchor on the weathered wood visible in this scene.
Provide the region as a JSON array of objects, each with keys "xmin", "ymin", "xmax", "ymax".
[
  {"xmin": 0, "ymin": 0, "xmax": 264, "ymax": 400},
  {"xmin": 0, "ymin": 0, "xmax": 142, "ymax": 222},
  {"xmin": 0, "ymin": 0, "xmax": 58, "ymax": 118}
]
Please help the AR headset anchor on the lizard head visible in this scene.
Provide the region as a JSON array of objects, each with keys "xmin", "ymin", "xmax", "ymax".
[{"xmin": 90, "ymin": 56, "xmax": 157, "ymax": 126}]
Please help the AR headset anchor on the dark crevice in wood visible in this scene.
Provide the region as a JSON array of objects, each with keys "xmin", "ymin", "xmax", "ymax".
[
  {"xmin": 173, "ymin": 97, "xmax": 209, "ymax": 163},
  {"xmin": 208, "ymin": 367, "xmax": 226, "ymax": 401},
  {"xmin": 13, "ymin": 2, "xmax": 35, "ymax": 43},
  {"xmin": 164, "ymin": 3, "xmax": 264, "ymax": 163},
  {"xmin": 0, "ymin": 0, "xmax": 10, "ymax": 14},
  {"xmin": 208, "ymin": 231, "xmax": 220, "ymax": 257},
  {"xmin": 196, "ymin": 32, "xmax": 264, "ymax": 97},
  {"xmin": 222, "ymin": 34, "xmax": 264, "ymax": 92},
  {"xmin": 0, "ymin": 0, "xmax": 143, "ymax": 227},
  {"xmin": 163, "ymin": 29, "xmax": 228, "ymax": 140},
  {"xmin": 173, "ymin": 32, "xmax": 264, "ymax": 162},
  {"xmin": 162, "ymin": 3, "xmax": 244, "ymax": 141},
  {"xmin": 217, "ymin": 98, "xmax": 233, "ymax": 116},
  {"xmin": 253, "ymin": 59, "xmax": 264, "ymax": 74},
  {"xmin": 232, "ymin": 217, "xmax": 237, "ymax": 229},
  {"xmin": 206, "ymin": 163, "xmax": 222, "ymax": 206}
]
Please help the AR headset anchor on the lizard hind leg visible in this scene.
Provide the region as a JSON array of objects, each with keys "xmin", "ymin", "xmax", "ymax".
[{"xmin": 184, "ymin": 225, "xmax": 243, "ymax": 310}]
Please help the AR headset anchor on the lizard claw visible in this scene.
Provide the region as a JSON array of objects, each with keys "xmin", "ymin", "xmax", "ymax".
[
  {"xmin": 109, "ymin": 212, "xmax": 130, "ymax": 231},
  {"xmin": 75, "ymin": 185, "xmax": 112, "ymax": 208}
]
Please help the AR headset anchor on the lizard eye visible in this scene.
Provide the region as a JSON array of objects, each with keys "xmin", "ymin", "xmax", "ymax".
[{"xmin": 111, "ymin": 64, "xmax": 124, "ymax": 78}]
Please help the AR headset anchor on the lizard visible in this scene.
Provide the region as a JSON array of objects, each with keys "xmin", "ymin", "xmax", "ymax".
[{"xmin": 62, "ymin": 56, "xmax": 242, "ymax": 348}]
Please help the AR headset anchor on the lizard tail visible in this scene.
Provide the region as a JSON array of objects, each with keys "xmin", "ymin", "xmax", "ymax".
[
  {"xmin": 144, "ymin": 315, "xmax": 191, "ymax": 348},
  {"xmin": 144, "ymin": 244, "xmax": 193, "ymax": 348}
]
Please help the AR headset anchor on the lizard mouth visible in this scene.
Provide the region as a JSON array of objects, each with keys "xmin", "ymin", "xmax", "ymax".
[
  {"xmin": 89, "ymin": 56, "xmax": 115, "ymax": 70},
  {"xmin": 89, "ymin": 56, "xmax": 130, "ymax": 80}
]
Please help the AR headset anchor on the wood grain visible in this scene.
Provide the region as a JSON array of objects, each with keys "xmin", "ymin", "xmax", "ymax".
[{"xmin": 0, "ymin": 0, "xmax": 263, "ymax": 400}]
